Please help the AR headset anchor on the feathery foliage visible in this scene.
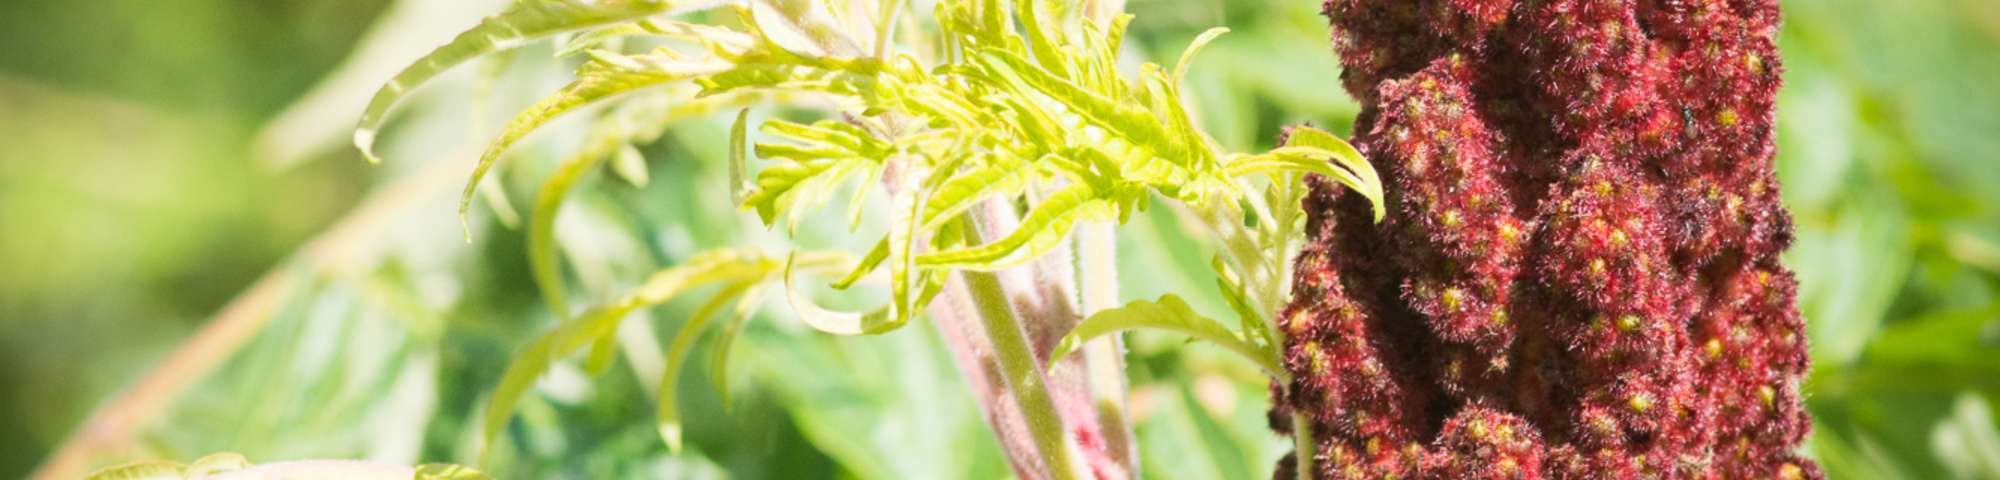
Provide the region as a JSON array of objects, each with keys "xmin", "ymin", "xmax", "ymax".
[
  {"xmin": 354, "ymin": 0, "xmax": 1381, "ymax": 389},
  {"xmin": 352, "ymin": 0, "xmax": 1382, "ymax": 475}
]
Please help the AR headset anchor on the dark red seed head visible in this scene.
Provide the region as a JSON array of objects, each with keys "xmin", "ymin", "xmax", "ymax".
[{"xmin": 1278, "ymin": 0, "xmax": 1815, "ymax": 478}]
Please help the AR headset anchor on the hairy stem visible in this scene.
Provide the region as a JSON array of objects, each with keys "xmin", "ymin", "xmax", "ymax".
[
  {"xmin": 961, "ymin": 214, "xmax": 1090, "ymax": 480},
  {"xmin": 1292, "ymin": 410, "xmax": 1315, "ymax": 480},
  {"xmin": 1076, "ymin": 221, "xmax": 1137, "ymax": 476}
]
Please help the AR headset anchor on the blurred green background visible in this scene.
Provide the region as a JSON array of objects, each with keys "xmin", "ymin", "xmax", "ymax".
[{"xmin": 1, "ymin": 0, "xmax": 1996, "ymax": 479}]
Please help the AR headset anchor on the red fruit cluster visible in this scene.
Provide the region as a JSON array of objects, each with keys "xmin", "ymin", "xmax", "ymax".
[{"xmin": 1273, "ymin": 0, "xmax": 1816, "ymax": 478}]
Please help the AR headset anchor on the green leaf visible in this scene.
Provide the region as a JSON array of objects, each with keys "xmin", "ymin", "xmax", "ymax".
[
  {"xmin": 414, "ymin": 463, "xmax": 498, "ymax": 480},
  {"xmin": 729, "ymin": 108, "xmax": 752, "ymax": 205},
  {"xmin": 81, "ymin": 461, "xmax": 183, "ymax": 480},
  {"xmin": 557, "ymin": 24, "xmax": 650, "ymax": 58},
  {"xmin": 1274, "ymin": 126, "xmax": 1384, "ymax": 221},
  {"xmin": 708, "ymin": 281, "xmax": 770, "ymax": 408},
  {"xmin": 783, "ymin": 252, "xmax": 896, "ymax": 335},
  {"xmin": 831, "ymin": 237, "xmax": 890, "ymax": 289},
  {"xmin": 354, "ymin": 0, "xmax": 737, "ymax": 163},
  {"xmin": 611, "ymin": 142, "xmax": 651, "ymax": 187},
  {"xmin": 917, "ymin": 155, "xmax": 1033, "ymax": 232},
  {"xmin": 526, "ymin": 137, "xmax": 616, "ymax": 323},
  {"xmin": 528, "ymin": 88, "xmax": 757, "ymax": 324},
  {"xmin": 1173, "ymin": 27, "xmax": 1228, "ymax": 91},
  {"xmin": 974, "ymin": 48, "xmax": 1177, "ymax": 162},
  {"xmin": 1047, "ymin": 294, "xmax": 1281, "ymax": 377},
  {"xmin": 915, "ymin": 184, "xmax": 1118, "ymax": 270},
  {"xmin": 481, "ymin": 248, "xmax": 781, "ymax": 461},
  {"xmin": 182, "ymin": 452, "xmax": 250, "ymax": 478},
  {"xmin": 659, "ymin": 281, "xmax": 754, "ymax": 451},
  {"xmin": 458, "ymin": 52, "xmax": 733, "ymax": 238}
]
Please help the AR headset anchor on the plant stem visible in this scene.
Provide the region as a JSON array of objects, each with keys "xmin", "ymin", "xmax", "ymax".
[
  {"xmin": 1292, "ymin": 410, "xmax": 1315, "ymax": 480},
  {"xmin": 1077, "ymin": 221, "xmax": 1137, "ymax": 477},
  {"xmin": 961, "ymin": 215, "xmax": 1089, "ymax": 480}
]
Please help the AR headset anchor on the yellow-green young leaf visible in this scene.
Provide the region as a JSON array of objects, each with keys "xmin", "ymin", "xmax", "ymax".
[
  {"xmin": 80, "ymin": 461, "xmax": 182, "ymax": 480},
  {"xmin": 355, "ymin": 0, "xmax": 737, "ymax": 162},
  {"xmin": 831, "ymin": 237, "xmax": 890, "ymax": 289},
  {"xmin": 844, "ymin": 161, "xmax": 881, "ymax": 231},
  {"xmin": 1278, "ymin": 126, "xmax": 1384, "ymax": 221},
  {"xmin": 611, "ymin": 142, "xmax": 651, "ymax": 187},
  {"xmin": 527, "ymin": 90, "xmax": 760, "ymax": 325},
  {"xmin": 558, "ymin": 24, "xmax": 650, "ymax": 58},
  {"xmin": 528, "ymin": 144, "xmax": 610, "ymax": 322},
  {"xmin": 1047, "ymin": 294, "xmax": 1282, "ymax": 377},
  {"xmin": 659, "ymin": 281, "xmax": 754, "ymax": 451},
  {"xmin": 1173, "ymin": 27, "xmax": 1228, "ymax": 89},
  {"xmin": 1016, "ymin": 0, "xmax": 1072, "ymax": 78},
  {"xmin": 1210, "ymin": 253, "xmax": 1270, "ymax": 346},
  {"xmin": 783, "ymin": 252, "xmax": 896, "ymax": 335},
  {"xmin": 182, "ymin": 452, "xmax": 251, "ymax": 478},
  {"xmin": 917, "ymin": 156, "xmax": 1033, "ymax": 232},
  {"xmin": 480, "ymin": 309, "xmax": 597, "ymax": 464},
  {"xmin": 915, "ymin": 185, "xmax": 1118, "ymax": 270},
  {"xmin": 707, "ymin": 281, "xmax": 770, "ymax": 409},
  {"xmin": 728, "ymin": 108, "xmax": 752, "ymax": 205},
  {"xmin": 458, "ymin": 53, "xmax": 733, "ymax": 238},
  {"xmin": 975, "ymin": 49, "xmax": 1175, "ymax": 161},
  {"xmin": 414, "ymin": 463, "xmax": 497, "ymax": 480},
  {"xmin": 482, "ymin": 248, "xmax": 779, "ymax": 461},
  {"xmin": 886, "ymin": 163, "xmax": 926, "ymax": 326}
]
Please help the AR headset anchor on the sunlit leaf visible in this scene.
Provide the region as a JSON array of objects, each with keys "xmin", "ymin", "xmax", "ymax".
[
  {"xmin": 659, "ymin": 281, "xmax": 754, "ymax": 451},
  {"xmin": 1048, "ymin": 294, "xmax": 1281, "ymax": 377},
  {"xmin": 915, "ymin": 184, "xmax": 1118, "ymax": 270},
  {"xmin": 414, "ymin": 463, "xmax": 498, "ymax": 480},
  {"xmin": 355, "ymin": 0, "xmax": 739, "ymax": 163},
  {"xmin": 457, "ymin": 52, "xmax": 733, "ymax": 237},
  {"xmin": 182, "ymin": 452, "xmax": 251, "ymax": 477},
  {"xmin": 80, "ymin": 461, "xmax": 183, "ymax": 480}
]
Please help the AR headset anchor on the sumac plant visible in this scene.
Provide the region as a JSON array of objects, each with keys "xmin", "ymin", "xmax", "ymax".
[
  {"xmin": 1270, "ymin": 0, "xmax": 1817, "ymax": 478},
  {"xmin": 346, "ymin": 0, "xmax": 1813, "ymax": 479}
]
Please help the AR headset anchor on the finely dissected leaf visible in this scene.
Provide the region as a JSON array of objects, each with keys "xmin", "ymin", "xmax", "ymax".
[
  {"xmin": 659, "ymin": 281, "xmax": 754, "ymax": 451},
  {"xmin": 482, "ymin": 248, "xmax": 842, "ymax": 461},
  {"xmin": 414, "ymin": 463, "xmax": 498, "ymax": 480},
  {"xmin": 458, "ymin": 52, "xmax": 733, "ymax": 237},
  {"xmin": 1274, "ymin": 126, "xmax": 1384, "ymax": 221},
  {"xmin": 1173, "ymin": 28, "xmax": 1228, "ymax": 92},
  {"xmin": 528, "ymin": 88, "xmax": 763, "ymax": 324},
  {"xmin": 975, "ymin": 49, "xmax": 1176, "ymax": 162},
  {"xmin": 611, "ymin": 142, "xmax": 651, "ymax": 187},
  {"xmin": 528, "ymin": 143, "xmax": 607, "ymax": 322},
  {"xmin": 355, "ymin": 0, "xmax": 738, "ymax": 163},
  {"xmin": 915, "ymin": 184, "xmax": 1118, "ymax": 270},
  {"xmin": 557, "ymin": 24, "xmax": 650, "ymax": 58},
  {"xmin": 181, "ymin": 452, "xmax": 250, "ymax": 478},
  {"xmin": 1047, "ymin": 294, "xmax": 1282, "ymax": 377},
  {"xmin": 917, "ymin": 155, "xmax": 1033, "ymax": 232},
  {"xmin": 783, "ymin": 252, "xmax": 894, "ymax": 335},
  {"xmin": 80, "ymin": 461, "xmax": 183, "ymax": 480},
  {"xmin": 707, "ymin": 281, "xmax": 770, "ymax": 408},
  {"xmin": 831, "ymin": 237, "xmax": 890, "ymax": 289},
  {"xmin": 1211, "ymin": 255, "xmax": 1271, "ymax": 347},
  {"xmin": 728, "ymin": 108, "xmax": 752, "ymax": 204}
]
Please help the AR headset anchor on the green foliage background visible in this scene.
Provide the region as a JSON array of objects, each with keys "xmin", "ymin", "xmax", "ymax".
[{"xmin": 0, "ymin": 0, "xmax": 1996, "ymax": 478}]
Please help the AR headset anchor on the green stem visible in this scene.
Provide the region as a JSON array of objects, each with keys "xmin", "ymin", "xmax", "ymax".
[
  {"xmin": 1292, "ymin": 409, "xmax": 1315, "ymax": 480},
  {"xmin": 962, "ymin": 215, "xmax": 1088, "ymax": 480},
  {"xmin": 1077, "ymin": 221, "xmax": 1138, "ymax": 477}
]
